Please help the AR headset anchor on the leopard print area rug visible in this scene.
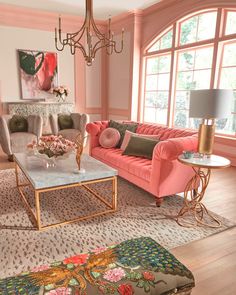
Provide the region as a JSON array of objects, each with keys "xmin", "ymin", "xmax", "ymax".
[{"xmin": 0, "ymin": 169, "xmax": 235, "ymax": 278}]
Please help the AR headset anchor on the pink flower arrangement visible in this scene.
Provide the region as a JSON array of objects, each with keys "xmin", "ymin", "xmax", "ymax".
[
  {"xmin": 27, "ymin": 135, "xmax": 76, "ymax": 158},
  {"xmin": 103, "ymin": 267, "xmax": 126, "ymax": 283},
  {"xmin": 52, "ymin": 85, "xmax": 69, "ymax": 98}
]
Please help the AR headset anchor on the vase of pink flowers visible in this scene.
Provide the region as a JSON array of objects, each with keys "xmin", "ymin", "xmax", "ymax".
[
  {"xmin": 27, "ymin": 135, "xmax": 76, "ymax": 168},
  {"xmin": 52, "ymin": 85, "xmax": 69, "ymax": 102}
]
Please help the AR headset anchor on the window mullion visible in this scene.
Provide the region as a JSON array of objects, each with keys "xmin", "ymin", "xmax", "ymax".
[
  {"xmin": 210, "ymin": 8, "xmax": 223, "ymax": 88},
  {"xmin": 167, "ymin": 23, "xmax": 177, "ymax": 127}
]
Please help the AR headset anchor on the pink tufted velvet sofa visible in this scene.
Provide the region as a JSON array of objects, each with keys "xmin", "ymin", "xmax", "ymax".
[{"xmin": 86, "ymin": 121, "xmax": 198, "ymax": 205}]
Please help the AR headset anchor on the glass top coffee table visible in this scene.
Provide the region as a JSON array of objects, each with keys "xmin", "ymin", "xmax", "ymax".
[{"xmin": 14, "ymin": 153, "xmax": 118, "ymax": 231}]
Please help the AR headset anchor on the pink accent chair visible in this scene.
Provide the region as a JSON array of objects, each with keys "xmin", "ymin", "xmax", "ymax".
[{"xmin": 86, "ymin": 121, "xmax": 198, "ymax": 205}]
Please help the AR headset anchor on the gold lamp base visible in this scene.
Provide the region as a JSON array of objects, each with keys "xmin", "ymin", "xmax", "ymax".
[{"xmin": 198, "ymin": 120, "xmax": 215, "ymax": 155}]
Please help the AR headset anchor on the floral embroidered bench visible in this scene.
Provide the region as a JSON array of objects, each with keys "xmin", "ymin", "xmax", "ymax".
[{"xmin": 0, "ymin": 237, "xmax": 195, "ymax": 295}]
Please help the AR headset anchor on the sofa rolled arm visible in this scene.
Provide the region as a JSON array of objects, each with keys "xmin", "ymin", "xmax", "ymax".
[
  {"xmin": 86, "ymin": 121, "xmax": 109, "ymax": 136},
  {"xmin": 86, "ymin": 121, "xmax": 109, "ymax": 153},
  {"xmin": 153, "ymin": 135, "xmax": 198, "ymax": 161}
]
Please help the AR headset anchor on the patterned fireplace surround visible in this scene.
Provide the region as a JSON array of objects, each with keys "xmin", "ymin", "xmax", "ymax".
[{"xmin": 7, "ymin": 101, "xmax": 74, "ymax": 134}]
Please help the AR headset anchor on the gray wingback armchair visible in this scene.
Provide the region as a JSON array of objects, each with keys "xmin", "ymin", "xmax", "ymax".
[
  {"xmin": 0, "ymin": 114, "xmax": 43, "ymax": 161},
  {"xmin": 49, "ymin": 113, "xmax": 89, "ymax": 145}
]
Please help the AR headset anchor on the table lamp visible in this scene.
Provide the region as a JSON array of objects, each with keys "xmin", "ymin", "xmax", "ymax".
[{"xmin": 189, "ymin": 89, "xmax": 233, "ymax": 156}]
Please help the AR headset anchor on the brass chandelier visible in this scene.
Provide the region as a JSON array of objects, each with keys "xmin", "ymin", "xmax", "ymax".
[{"xmin": 55, "ymin": 0, "xmax": 124, "ymax": 66}]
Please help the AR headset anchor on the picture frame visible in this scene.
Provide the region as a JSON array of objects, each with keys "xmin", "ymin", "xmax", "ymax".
[{"xmin": 17, "ymin": 49, "xmax": 58, "ymax": 100}]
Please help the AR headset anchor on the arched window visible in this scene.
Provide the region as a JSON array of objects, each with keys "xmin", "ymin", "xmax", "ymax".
[{"xmin": 142, "ymin": 8, "xmax": 236, "ymax": 136}]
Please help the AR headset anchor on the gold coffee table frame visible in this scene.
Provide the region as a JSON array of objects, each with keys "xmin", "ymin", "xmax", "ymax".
[
  {"xmin": 177, "ymin": 155, "xmax": 230, "ymax": 228},
  {"xmin": 15, "ymin": 162, "xmax": 117, "ymax": 231}
]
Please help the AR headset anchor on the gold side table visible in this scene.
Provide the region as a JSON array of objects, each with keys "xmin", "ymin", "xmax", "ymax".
[{"xmin": 177, "ymin": 154, "xmax": 231, "ymax": 228}]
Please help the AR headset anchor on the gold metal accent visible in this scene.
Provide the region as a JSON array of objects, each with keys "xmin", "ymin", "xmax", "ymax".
[
  {"xmin": 14, "ymin": 161, "xmax": 117, "ymax": 231},
  {"xmin": 55, "ymin": 0, "xmax": 124, "ymax": 66},
  {"xmin": 176, "ymin": 167, "xmax": 221, "ymax": 228},
  {"xmin": 198, "ymin": 119, "xmax": 215, "ymax": 155},
  {"xmin": 75, "ymin": 132, "xmax": 84, "ymax": 171}
]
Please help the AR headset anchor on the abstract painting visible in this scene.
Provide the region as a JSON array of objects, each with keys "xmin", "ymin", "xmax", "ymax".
[{"xmin": 18, "ymin": 49, "xmax": 58, "ymax": 100}]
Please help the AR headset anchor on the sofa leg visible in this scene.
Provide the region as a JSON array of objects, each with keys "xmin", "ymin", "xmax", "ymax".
[
  {"xmin": 156, "ymin": 198, "xmax": 163, "ymax": 207},
  {"xmin": 8, "ymin": 155, "xmax": 14, "ymax": 162}
]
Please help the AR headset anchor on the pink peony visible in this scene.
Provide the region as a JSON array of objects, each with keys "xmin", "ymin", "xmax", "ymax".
[
  {"xmin": 103, "ymin": 267, "xmax": 126, "ymax": 283},
  {"xmin": 46, "ymin": 287, "xmax": 71, "ymax": 295}
]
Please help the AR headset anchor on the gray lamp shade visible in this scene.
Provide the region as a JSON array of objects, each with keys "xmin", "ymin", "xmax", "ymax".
[{"xmin": 189, "ymin": 89, "xmax": 233, "ymax": 119}]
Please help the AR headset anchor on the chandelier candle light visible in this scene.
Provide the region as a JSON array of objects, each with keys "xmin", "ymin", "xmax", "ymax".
[{"xmin": 55, "ymin": 0, "xmax": 124, "ymax": 66}]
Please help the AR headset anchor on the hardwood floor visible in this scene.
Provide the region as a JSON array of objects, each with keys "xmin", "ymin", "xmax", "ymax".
[
  {"xmin": 0, "ymin": 149, "xmax": 235, "ymax": 294},
  {"xmin": 171, "ymin": 166, "xmax": 236, "ymax": 295}
]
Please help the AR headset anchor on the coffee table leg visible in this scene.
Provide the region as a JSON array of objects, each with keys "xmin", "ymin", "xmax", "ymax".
[
  {"xmin": 35, "ymin": 191, "xmax": 41, "ymax": 231},
  {"xmin": 112, "ymin": 176, "xmax": 118, "ymax": 211}
]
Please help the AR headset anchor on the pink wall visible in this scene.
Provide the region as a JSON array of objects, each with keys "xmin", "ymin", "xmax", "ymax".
[
  {"xmin": 0, "ymin": 81, "xmax": 2, "ymax": 115},
  {"xmin": 0, "ymin": 4, "xmax": 106, "ymax": 120}
]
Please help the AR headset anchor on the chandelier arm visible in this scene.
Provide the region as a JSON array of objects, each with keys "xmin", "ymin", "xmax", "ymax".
[
  {"xmin": 93, "ymin": 42, "xmax": 114, "ymax": 57},
  {"xmin": 107, "ymin": 44, "xmax": 114, "ymax": 55},
  {"xmin": 92, "ymin": 39, "xmax": 106, "ymax": 52},
  {"xmin": 74, "ymin": 43, "xmax": 88, "ymax": 58},
  {"xmin": 55, "ymin": 28, "xmax": 65, "ymax": 51},
  {"xmin": 90, "ymin": 18, "xmax": 107, "ymax": 39},
  {"xmin": 69, "ymin": 21, "xmax": 87, "ymax": 38},
  {"xmin": 72, "ymin": 27, "xmax": 86, "ymax": 45},
  {"xmin": 113, "ymin": 30, "xmax": 124, "ymax": 54},
  {"xmin": 114, "ymin": 41, "xmax": 124, "ymax": 54},
  {"xmin": 54, "ymin": 0, "xmax": 124, "ymax": 65}
]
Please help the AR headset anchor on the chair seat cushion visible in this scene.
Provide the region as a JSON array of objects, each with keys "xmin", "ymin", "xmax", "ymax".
[
  {"xmin": 58, "ymin": 129, "xmax": 80, "ymax": 142},
  {"xmin": 10, "ymin": 132, "xmax": 37, "ymax": 153},
  {"xmin": 0, "ymin": 237, "xmax": 195, "ymax": 295}
]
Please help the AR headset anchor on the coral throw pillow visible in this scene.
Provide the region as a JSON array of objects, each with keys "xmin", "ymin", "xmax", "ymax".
[
  {"xmin": 99, "ymin": 128, "xmax": 121, "ymax": 149},
  {"xmin": 121, "ymin": 130, "xmax": 160, "ymax": 151}
]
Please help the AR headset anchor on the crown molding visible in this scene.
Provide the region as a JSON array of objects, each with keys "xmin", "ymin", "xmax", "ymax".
[{"xmin": 0, "ymin": 3, "xmax": 106, "ymax": 31}]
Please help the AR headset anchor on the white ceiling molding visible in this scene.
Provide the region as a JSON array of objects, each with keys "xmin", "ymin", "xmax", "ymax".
[{"xmin": 0, "ymin": 0, "xmax": 162, "ymax": 20}]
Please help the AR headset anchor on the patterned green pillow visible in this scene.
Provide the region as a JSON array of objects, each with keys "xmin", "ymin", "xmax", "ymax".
[
  {"xmin": 9, "ymin": 115, "xmax": 28, "ymax": 133},
  {"xmin": 123, "ymin": 135, "xmax": 160, "ymax": 159},
  {"xmin": 109, "ymin": 120, "xmax": 138, "ymax": 147},
  {"xmin": 58, "ymin": 114, "xmax": 74, "ymax": 130}
]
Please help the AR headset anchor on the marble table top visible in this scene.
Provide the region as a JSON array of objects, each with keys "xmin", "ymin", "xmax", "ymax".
[
  {"xmin": 178, "ymin": 154, "xmax": 231, "ymax": 169},
  {"xmin": 14, "ymin": 153, "xmax": 118, "ymax": 190}
]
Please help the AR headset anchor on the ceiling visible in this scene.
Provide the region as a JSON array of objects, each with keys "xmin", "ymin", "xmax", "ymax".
[{"xmin": 0, "ymin": 0, "xmax": 162, "ymax": 19}]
